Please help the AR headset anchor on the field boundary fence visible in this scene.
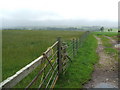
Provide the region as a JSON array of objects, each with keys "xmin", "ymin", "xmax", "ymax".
[{"xmin": 0, "ymin": 31, "xmax": 90, "ymax": 89}]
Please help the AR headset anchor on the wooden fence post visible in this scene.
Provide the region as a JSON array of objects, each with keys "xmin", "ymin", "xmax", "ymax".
[
  {"xmin": 76, "ymin": 38, "xmax": 78, "ymax": 54},
  {"xmin": 73, "ymin": 38, "xmax": 75, "ymax": 57},
  {"xmin": 57, "ymin": 37, "xmax": 62, "ymax": 75},
  {"xmin": 79, "ymin": 36, "xmax": 81, "ymax": 48},
  {"xmin": 81, "ymin": 34, "xmax": 84, "ymax": 47}
]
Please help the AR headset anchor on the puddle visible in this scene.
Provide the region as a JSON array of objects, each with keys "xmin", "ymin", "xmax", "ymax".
[{"xmin": 94, "ymin": 83, "xmax": 117, "ymax": 88}]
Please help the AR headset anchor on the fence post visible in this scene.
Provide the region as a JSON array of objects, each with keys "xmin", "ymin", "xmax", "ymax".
[
  {"xmin": 76, "ymin": 38, "xmax": 78, "ymax": 54},
  {"xmin": 73, "ymin": 38, "xmax": 75, "ymax": 57},
  {"xmin": 81, "ymin": 34, "xmax": 84, "ymax": 47},
  {"xmin": 79, "ymin": 36, "xmax": 81, "ymax": 48},
  {"xmin": 57, "ymin": 37, "xmax": 62, "ymax": 75}
]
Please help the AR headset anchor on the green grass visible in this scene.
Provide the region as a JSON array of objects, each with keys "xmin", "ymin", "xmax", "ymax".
[
  {"xmin": 94, "ymin": 31, "xmax": 118, "ymax": 44},
  {"xmin": 55, "ymin": 33, "xmax": 98, "ymax": 88},
  {"xmin": 94, "ymin": 31, "xmax": 118, "ymax": 41},
  {"xmin": 2, "ymin": 30, "xmax": 84, "ymax": 87},
  {"xmin": 99, "ymin": 36, "xmax": 112, "ymax": 47},
  {"xmin": 94, "ymin": 32, "xmax": 118, "ymax": 37}
]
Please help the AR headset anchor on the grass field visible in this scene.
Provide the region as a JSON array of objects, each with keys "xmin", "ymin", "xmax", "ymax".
[
  {"xmin": 2, "ymin": 30, "xmax": 84, "ymax": 85},
  {"xmin": 55, "ymin": 33, "xmax": 98, "ymax": 88}
]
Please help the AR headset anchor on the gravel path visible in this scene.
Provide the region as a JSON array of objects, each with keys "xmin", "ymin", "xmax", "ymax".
[{"xmin": 84, "ymin": 35, "xmax": 118, "ymax": 88}]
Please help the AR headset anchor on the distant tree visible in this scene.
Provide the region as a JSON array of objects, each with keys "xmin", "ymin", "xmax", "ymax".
[
  {"xmin": 110, "ymin": 28, "xmax": 112, "ymax": 32},
  {"xmin": 108, "ymin": 28, "xmax": 112, "ymax": 32},
  {"xmin": 100, "ymin": 27, "xmax": 104, "ymax": 32}
]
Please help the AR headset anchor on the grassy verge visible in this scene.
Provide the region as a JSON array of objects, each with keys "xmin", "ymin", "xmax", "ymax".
[{"xmin": 55, "ymin": 33, "xmax": 98, "ymax": 88}]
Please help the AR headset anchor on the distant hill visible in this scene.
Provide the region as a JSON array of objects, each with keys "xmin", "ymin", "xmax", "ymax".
[{"xmin": 2, "ymin": 26, "xmax": 103, "ymax": 31}]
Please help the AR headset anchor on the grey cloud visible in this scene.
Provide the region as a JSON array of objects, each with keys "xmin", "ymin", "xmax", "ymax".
[
  {"xmin": 2, "ymin": 19, "xmax": 117, "ymax": 28},
  {"xmin": 2, "ymin": 9, "xmax": 61, "ymax": 21},
  {"xmin": 1, "ymin": 9, "xmax": 117, "ymax": 28}
]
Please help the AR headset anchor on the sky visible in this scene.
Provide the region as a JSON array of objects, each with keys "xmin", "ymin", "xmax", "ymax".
[{"xmin": 0, "ymin": 0, "xmax": 119, "ymax": 28}]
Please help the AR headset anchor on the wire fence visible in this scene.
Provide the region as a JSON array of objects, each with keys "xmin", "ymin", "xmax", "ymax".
[{"xmin": 0, "ymin": 31, "xmax": 90, "ymax": 89}]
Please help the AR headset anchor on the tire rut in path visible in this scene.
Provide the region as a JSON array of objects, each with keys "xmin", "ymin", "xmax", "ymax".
[{"xmin": 84, "ymin": 35, "xmax": 118, "ymax": 88}]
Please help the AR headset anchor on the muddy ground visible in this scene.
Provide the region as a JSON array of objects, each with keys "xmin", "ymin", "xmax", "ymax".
[{"xmin": 84, "ymin": 35, "xmax": 118, "ymax": 88}]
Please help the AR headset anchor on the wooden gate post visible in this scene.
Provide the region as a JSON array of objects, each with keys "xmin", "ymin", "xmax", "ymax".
[{"xmin": 57, "ymin": 37, "xmax": 62, "ymax": 75}]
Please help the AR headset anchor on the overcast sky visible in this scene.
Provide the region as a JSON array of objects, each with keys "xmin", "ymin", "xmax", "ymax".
[{"xmin": 0, "ymin": 0, "xmax": 119, "ymax": 27}]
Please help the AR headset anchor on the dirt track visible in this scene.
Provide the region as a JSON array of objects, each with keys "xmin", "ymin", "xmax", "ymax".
[{"xmin": 84, "ymin": 35, "xmax": 118, "ymax": 88}]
